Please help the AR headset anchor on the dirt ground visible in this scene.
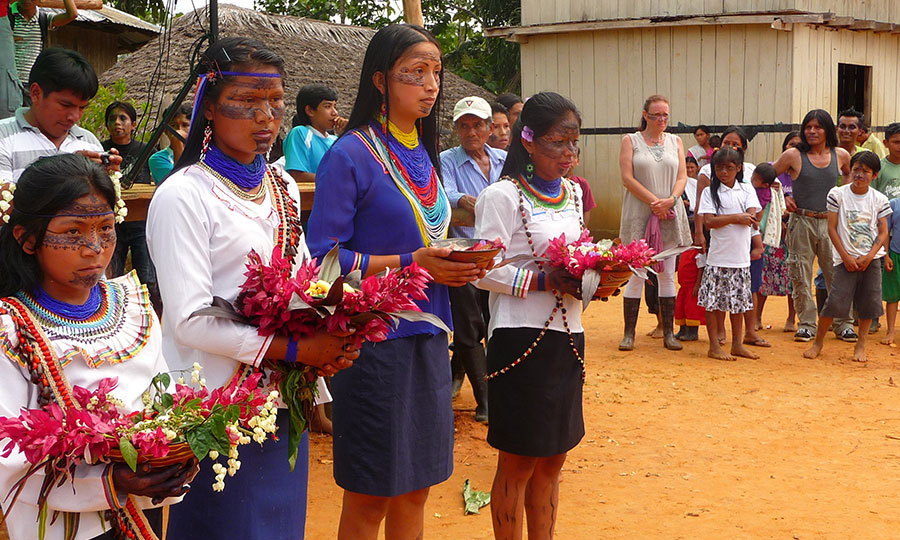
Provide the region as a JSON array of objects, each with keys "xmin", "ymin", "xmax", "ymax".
[
  {"xmin": 304, "ymin": 294, "xmax": 900, "ymax": 540},
  {"xmin": 5, "ymin": 294, "xmax": 900, "ymax": 540}
]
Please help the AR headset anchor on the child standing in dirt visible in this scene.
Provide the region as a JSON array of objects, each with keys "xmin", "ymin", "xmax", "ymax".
[
  {"xmin": 696, "ymin": 147, "xmax": 762, "ymax": 360},
  {"xmin": 880, "ymin": 192, "xmax": 900, "ymax": 346},
  {"xmin": 803, "ymin": 151, "xmax": 890, "ymax": 363}
]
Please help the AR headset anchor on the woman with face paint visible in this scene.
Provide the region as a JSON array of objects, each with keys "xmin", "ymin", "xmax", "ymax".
[
  {"xmin": 474, "ymin": 91, "xmax": 585, "ymax": 540},
  {"xmin": 306, "ymin": 24, "xmax": 484, "ymax": 540},
  {"xmin": 146, "ymin": 37, "xmax": 359, "ymax": 540},
  {"xmin": 0, "ymin": 154, "xmax": 199, "ymax": 540},
  {"xmin": 618, "ymin": 95, "xmax": 692, "ymax": 352}
]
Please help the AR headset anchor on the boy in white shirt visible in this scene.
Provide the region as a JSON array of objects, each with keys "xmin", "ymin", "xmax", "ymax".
[{"xmin": 804, "ymin": 150, "xmax": 891, "ymax": 363}]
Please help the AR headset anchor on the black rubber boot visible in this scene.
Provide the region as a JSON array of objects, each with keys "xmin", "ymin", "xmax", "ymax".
[
  {"xmin": 458, "ymin": 347, "xmax": 488, "ymax": 423},
  {"xmin": 659, "ymin": 297, "xmax": 683, "ymax": 350},
  {"xmin": 679, "ymin": 326, "xmax": 699, "ymax": 341},
  {"xmin": 450, "ymin": 347, "xmax": 464, "ymax": 399},
  {"xmin": 619, "ymin": 297, "xmax": 641, "ymax": 351}
]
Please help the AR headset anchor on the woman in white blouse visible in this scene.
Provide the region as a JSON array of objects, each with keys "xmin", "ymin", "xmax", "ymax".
[{"xmin": 475, "ymin": 92, "xmax": 584, "ymax": 540}]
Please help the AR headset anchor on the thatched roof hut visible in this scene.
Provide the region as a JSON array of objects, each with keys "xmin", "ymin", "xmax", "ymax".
[{"xmin": 100, "ymin": 5, "xmax": 495, "ymax": 144}]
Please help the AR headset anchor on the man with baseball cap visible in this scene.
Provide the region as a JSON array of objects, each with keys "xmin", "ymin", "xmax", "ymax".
[{"xmin": 440, "ymin": 95, "xmax": 506, "ymax": 424}]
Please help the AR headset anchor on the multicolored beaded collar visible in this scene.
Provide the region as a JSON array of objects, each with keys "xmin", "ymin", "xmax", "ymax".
[{"xmin": 513, "ymin": 173, "xmax": 571, "ymax": 210}]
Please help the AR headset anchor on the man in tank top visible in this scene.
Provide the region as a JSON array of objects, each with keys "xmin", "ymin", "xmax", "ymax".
[{"xmin": 774, "ymin": 109, "xmax": 852, "ymax": 342}]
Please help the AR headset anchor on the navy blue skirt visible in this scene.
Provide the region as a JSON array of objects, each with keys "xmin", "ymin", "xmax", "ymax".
[
  {"xmin": 166, "ymin": 408, "xmax": 309, "ymax": 540},
  {"xmin": 332, "ymin": 332, "xmax": 453, "ymax": 496}
]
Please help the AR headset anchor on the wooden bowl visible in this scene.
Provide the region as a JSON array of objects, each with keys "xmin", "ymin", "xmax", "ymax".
[
  {"xmin": 592, "ymin": 265, "xmax": 633, "ymax": 300},
  {"xmin": 108, "ymin": 441, "xmax": 196, "ymax": 468},
  {"xmin": 432, "ymin": 238, "xmax": 501, "ymax": 268}
]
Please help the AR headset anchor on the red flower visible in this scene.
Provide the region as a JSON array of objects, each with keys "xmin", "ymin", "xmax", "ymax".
[{"xmin": 131, "ymin": 427, "xmax": 171, "ymax": 458}]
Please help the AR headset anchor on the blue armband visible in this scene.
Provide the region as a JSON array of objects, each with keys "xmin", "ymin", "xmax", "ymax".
[
  {"xmin": 285, "ymin": 338, "xmax": 298, "ymax": 363},
  {"xmin": 537, "ymin": 273, "xmax": 546, "ymax": 291},
  {"xmin": 400, "ymin": 253, "xmax": 413, "ymax": 267}
]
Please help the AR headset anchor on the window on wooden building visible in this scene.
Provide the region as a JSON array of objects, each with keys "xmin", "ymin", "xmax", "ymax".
[{"xmin": 837, "ymin": 63, "xmax": 871, "ymax": 120}]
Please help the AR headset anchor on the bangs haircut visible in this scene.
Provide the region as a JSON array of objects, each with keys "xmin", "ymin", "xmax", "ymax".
[
  {"xmin": 292, "ymin": 84, "xmax": 339, "ymax": 128},
  {"xmin": 850, "ymin": 150, "xmax": 881, "ymax": 174},
  {"xmin": 28, "ymin": 48, "xmax": 98, "ymax": 101}
]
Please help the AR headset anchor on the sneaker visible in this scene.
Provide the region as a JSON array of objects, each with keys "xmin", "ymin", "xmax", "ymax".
[
  {"xmin": 838, "ymin": 328, "xmax": 859, "ymax": 342},
  {"xmin": 794, "ymin": 328, "xmax": 814, "ymax": 342}
]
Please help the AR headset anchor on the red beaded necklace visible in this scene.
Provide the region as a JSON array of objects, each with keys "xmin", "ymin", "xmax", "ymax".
[
  {"xmin": 267, "ymin": 166, "xmax": 303, "ymax": 265},
  {"xmin": 484, "ymin": 177, "xmax": 586, "ymax": 382}
]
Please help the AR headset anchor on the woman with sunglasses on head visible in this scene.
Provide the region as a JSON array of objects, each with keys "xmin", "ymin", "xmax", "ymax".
[
  {"xmin": 618, "ymin": 94, "xmax": 691, "ymax": 352},
  {"xmin": 306, "ymin": 24, "xmax": 484, "ymax": 540},
  {"xmin": 146, "ymin": 37, "xmax": 359, "ymax": 540}
]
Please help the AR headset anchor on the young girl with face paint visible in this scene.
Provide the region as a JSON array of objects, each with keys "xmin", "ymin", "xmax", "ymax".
[
  {"xmin": 0, "ymin": 154, "xmax": 198, "ymax": 540},
  {"xmin": 306, "ymin": 24, "xmax": 483, "ymax": 540},
  {"xmin": 475, "ymin": 91, "xmax": 585, "ymax": 540},
  {"xmin": 146, "ymin": 37, "xmax": 359, "ymax": 540}
]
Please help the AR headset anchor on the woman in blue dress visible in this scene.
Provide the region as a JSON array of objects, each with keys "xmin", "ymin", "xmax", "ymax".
[{"xmin": 307, "ymin": 24, "xmax": 484, "ymax": 540}]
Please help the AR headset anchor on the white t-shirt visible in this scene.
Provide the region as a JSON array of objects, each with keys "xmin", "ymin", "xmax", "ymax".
[
  {"xmin": 825, "ymin": 184, "xmax": 891, "ymax": 266},
  {"xmin": 685, "ymin": 176, "xmax": 699, "ymax": 210},
  {"xmin": 698, "ymin": 181, "xmax": 761, "ymax": 268}
]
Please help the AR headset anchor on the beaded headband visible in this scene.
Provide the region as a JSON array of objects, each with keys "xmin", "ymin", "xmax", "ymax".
[{"xmin": 0, "ymin": 172, "xmax": 127, "ymax": 225}]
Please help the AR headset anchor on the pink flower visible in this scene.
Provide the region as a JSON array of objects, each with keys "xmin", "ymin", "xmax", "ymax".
[{"xmin": 131, "ymin": 427, "xmax": 171, "ymax": 459}]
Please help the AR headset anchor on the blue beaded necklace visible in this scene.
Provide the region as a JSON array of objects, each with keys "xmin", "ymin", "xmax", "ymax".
[
  {"xmin": 530, "ymin": 173, "xmax": 562, "ymax": 197},
  {"xmin": 202, "ymin": 143, "xmax": 266, "ymax": 190},
  {"xmin": 32, "ymin": 284, "xmax": 102, "ymax": 321}
]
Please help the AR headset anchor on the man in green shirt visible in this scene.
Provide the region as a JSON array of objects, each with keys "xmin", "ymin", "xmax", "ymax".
[
  {"xmin": 874, "ymin": 122, "xmax": 900, "ymax": 201},
  {"xmin": 858, "ymin": 124, "xmax": 888, "ymax": 158}
]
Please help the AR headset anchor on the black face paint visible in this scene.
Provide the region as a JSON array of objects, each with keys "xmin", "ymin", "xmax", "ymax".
[
  {"xmin": 43, "ymin": 224, "xmax": 115, "ymax": 253},
  {"xmin": 393, "ymin": 68, "xmax": 425, "ymax": 87},
  {"xmin": 69, "ymin": 272, "xmax": 103, "ymax": 287},
  {"xmin": 218, "ymin": 100, "xmax": 286, "ymax": 121}
]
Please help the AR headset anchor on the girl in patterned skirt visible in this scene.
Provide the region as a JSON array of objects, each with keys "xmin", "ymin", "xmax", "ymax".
[{"xmin": 696, "ymin": 147, "xmax": 763, "ymax": 361}]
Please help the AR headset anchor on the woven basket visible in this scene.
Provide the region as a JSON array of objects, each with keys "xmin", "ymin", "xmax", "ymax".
[
  {"xmin": 592, "ymin": 265, "xmax": 633, "ymax": 300},
  {"xmin": 107, "ymin": 441, "xmax": 196, "ymax": 468}
]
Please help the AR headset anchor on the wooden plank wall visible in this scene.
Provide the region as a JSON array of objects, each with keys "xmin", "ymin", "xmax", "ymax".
[
  {"xmin": 791, "ymin": 24, "xmax": 900, "ymax": 130},
  {"xmin": 521, "ymin": 0, "xmax": 900, "ymax": 26},
  {"xmin": 521, "ymin": 24, "xmax": 793, "ymax": 236},
  {"xmin": 46, "ymin": 27, "xmax": 117, "ymax": 76}
]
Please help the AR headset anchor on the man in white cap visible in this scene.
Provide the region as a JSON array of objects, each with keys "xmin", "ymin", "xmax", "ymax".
[{"xmin": 440, "ymin": 95, "xmax": 506, "ymax": 424}]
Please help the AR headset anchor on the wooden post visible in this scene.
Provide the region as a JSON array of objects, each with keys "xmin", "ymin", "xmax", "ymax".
[{"xmin": 402, "ymin": 0, "xmax": 423, "ymax": 26}]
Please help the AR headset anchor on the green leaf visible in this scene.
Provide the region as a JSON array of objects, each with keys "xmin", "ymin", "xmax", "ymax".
[
  {"xmin": 209, "ymin": 416, "xmax": 232, "ymax": 456},
  {"xmin": 463, "ymin": 479, "xmax": 491, "ymax": 515},
  {"xmin": 161, "ymin": 393, "xmax": 174, "ymax": 409},
  {"xmin": 318, "ymin": 241, "xmax": 342, "ymax": 283},
  {"xmin": 185, "ymin": 424, "xmax": 213, "ymax": 461},
  {"xmin": 157, "ymin": 372, "xmax": 171, "ymax": 389},
  {"xmin": 118, "ymin": 437, "xmax": 139, "ymax": 473}
]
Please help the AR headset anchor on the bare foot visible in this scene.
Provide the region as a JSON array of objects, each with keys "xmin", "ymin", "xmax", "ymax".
[
  {"xmin": 880, "ymin": 332, "xmax": 895, "ymax": 345},
  {"xmin": 852, "ymin": 344, "xmax": 868, "ymax": 363},
  {"xmin": 718, "ymin": 336, "xmax": 726, "ymax": 345},
  {"xmin": 783, "ymin": 319, "xmax": 797, "ymax": 333},
  {"xmin": 707, "ymin": 348, "xmax": 736, "ymax": 361},
  {"xmin": 755, "ymin": 322, "xmax": 763, "ymax": 331},
  {"xmin": 731, "ymin": 345, "xmax": 760, "ymax": 359},
  {"xmin": 803, "ymin": 342, "xmax": 823, "ymax": 359},
  {"xmin": 647, "ymin": 325, "xmax": 663, "ymax": 339}
]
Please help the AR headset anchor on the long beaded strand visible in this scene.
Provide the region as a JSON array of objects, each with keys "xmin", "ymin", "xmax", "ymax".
[{"xmin": 485, "ymin": 176, "xmax": 586, "ymax": 382}]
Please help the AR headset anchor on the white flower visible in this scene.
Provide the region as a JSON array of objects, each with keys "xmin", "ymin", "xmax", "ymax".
[
  {"xmin": 1, "ymin": 191, "xmax": 11, "ymax": 202},
  {"xmin": 0, "ymin": 201, "xmax": 8, "ymax": 212},
  {"xmin": 212, "ymin": 463, "xmax": 226, "ymax": 475},
  {"xmin": 212, "ymin": 480, "xmax": 225, "ymax": 492},
  {"xmin": 177, "ymin": 376, "xmax": 185, "ymax": 385},
  {"xmin": 199, "ymin": 378, "xmax": 206, "ymax": 387},
  {"xmin": 268, "ymin": 390, "xmax": 280, "ymax": 400},
  {"xmin": 208, "ymin": 450, "xmax": 219, "ymax": 460},
  {"xmin": 192, "ymin": 362, "xmax": 203, "ymax": 372}
]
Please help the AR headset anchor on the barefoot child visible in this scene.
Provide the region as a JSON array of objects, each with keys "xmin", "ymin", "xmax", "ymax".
[
  {"xmin": 803, "ymin": 151, "xmax": 891, "ymax": 363},
  {"xmin": 881, "ymin": 194, "xmax": 900, "ymax": 346},
  {"xmin": 697, "ymin": 147, "xmax": 762, "ymax": 360}
]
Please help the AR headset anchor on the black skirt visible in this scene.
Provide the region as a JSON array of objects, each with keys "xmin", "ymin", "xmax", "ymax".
[{"xmin": 486, "ymin": 327, "xmax": 585, "ymax": 457}]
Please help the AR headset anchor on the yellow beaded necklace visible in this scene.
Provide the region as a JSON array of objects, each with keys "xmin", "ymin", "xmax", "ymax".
[{"xmin": 377, "ymin": 113, "xmax": 419, "ymax": 149}]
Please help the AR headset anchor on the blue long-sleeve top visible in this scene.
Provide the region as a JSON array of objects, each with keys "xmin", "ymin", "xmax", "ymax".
[{"xmin": 306, "ymin": 124, "xmax": 452, "ymax": 339}]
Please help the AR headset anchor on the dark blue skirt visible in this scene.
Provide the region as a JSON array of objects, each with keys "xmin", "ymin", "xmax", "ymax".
[
  {"xmin": 332, "ymin": 332, "xmax": 453, "ymax": 496},
  {"xmin": 166, "ymin": 409, "xmax": 309, "ymax": 540}
]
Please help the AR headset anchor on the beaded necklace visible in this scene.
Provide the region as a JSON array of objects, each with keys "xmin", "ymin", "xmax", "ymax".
[
  {"xmin": 33, "ymin": 284, "xmax": 101, "ymax": 321},
  {"xmin": 198, "ymin": 160, "xmax": 269, "ymax": 202},
  {"xmin": 361, "ymin": 126, "xmax": 450, "ymax": 245},
  {"xmin": 514, "ymin": 173, "xmax": 568, "ymax": 210},
  {"xmin": 16, "ymin": 281, "xmax": 126, "ymax": 342},
  {"xmin": 485, "ymin": 175, "xmax": 586, "ymax": 382},
  {"xmin": 267, "ymin": 166, "xmax": 304, "ymax": 265},
  {"xmin": 202, "ymin": 143, "xmax": 267, "ymax": 191}
]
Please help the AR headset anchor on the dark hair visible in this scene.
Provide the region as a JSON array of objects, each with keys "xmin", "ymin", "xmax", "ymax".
[
  {"xmin": 720, "ymin": 125, "xmax": 748, "ymax": 150},
  {"xmin": 797, "ymin": 109, "xmax": 838, "ymax": 152},
  {"xmin": 886, "ymin": 122, "xmax": 900, "ymax": 140},
  {"xmin": 694, "ymin": 125, "xmax": 710, "ymax": 136},
  {"xmin": 638, "ymin": 94, "xmax": 669, "ymax": 131},
  {"xmin": 685, "ymin": 156, "xmax": 698, "ymax": 167},
  {"xmin": 782, "ymin": 130, "xmax": 801, "ymax": 151},
  {"xmin": 28, "ymin": 48, "xmax": 98, "ymax": 101},
  {"xmin": 838, "ymin": 107, "xmax": 865, "ymax": 129},
  {"xmin": 105, "ymin": 101, "xmax": 137, "ymax": 125},
  {"xmin": 496, "ymin": 93, "xmax": 523, "ymax": 111},
  {"xmin": 490, "ymin": 101, "xmax": 509, "ymax": 119},
  {"xmin": 344, "ymin": 24, "xmax": 443, "ymax": 174},
  {"xmin": 753, "ymin": 162, "xmax": 777, "ymax": 185},
  {"xmin": 175, "ymin": 37, "xmax": 286, "ymax": 171},
  {"xmin": 850, "ymin": 150, "xmax": 881, "ymax": 174},
  {"xmin": 0, "ymin": 154, "xmax": 116, "ymax": 297},
  {"xmin": 292, "ymin": 84, "xmax": 339, "ymax": 128},
  {"xmin": 501, "ymin": 91, "xmax": 581, "ymax": 179},
  {"xmin": 169, "ymin": 102, "xmax": 193, "ymax": 125},
  {"xmin": 709, "ymin": 135, "xmax": 722, "ymax": 148},
  {"xmin": 708, "ymin": 146, "xmax": 744, "ymax": 213}
]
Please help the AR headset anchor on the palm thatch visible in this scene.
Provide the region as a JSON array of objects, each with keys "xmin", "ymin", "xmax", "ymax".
[{"xmin": 99, "ymin": 4, "xmax": 495, "ymax": 144}]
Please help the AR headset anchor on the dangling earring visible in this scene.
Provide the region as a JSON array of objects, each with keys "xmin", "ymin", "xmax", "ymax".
[
  {"xmin": 525, "ymin": 161, "xmax": 534, "ymax": 182},
  {"xmin": 265, "ymin": 145, "xmax": 272, "ymax": 163},
  {"xmin": 201, "ymin": 124, "xmax": 212, "ymax": 160},
  {"xmin": 381, "ymin": 99, "xmax": 388, "ymax": 135}
]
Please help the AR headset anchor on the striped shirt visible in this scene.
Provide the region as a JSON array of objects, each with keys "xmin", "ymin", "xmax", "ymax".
[
  {"xmin": 10, "ymin": 5, "xmax": 43, "ymax": 83},
  {"xmin": 0, "ymin": 107, "xmax": 103, "ymax": 182}
]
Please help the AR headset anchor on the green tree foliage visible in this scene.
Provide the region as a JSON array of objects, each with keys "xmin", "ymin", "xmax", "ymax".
[
  {"xmin": 107, "ymin": 0, "xmax": 168, "ymax": 25},
  {"xmin": 80, "ymin": 79, "xmax": 152, "ymax": 143},
  {"xmin": 253, "ymin": 0, "xmax": 521, "ymax": 94}
]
